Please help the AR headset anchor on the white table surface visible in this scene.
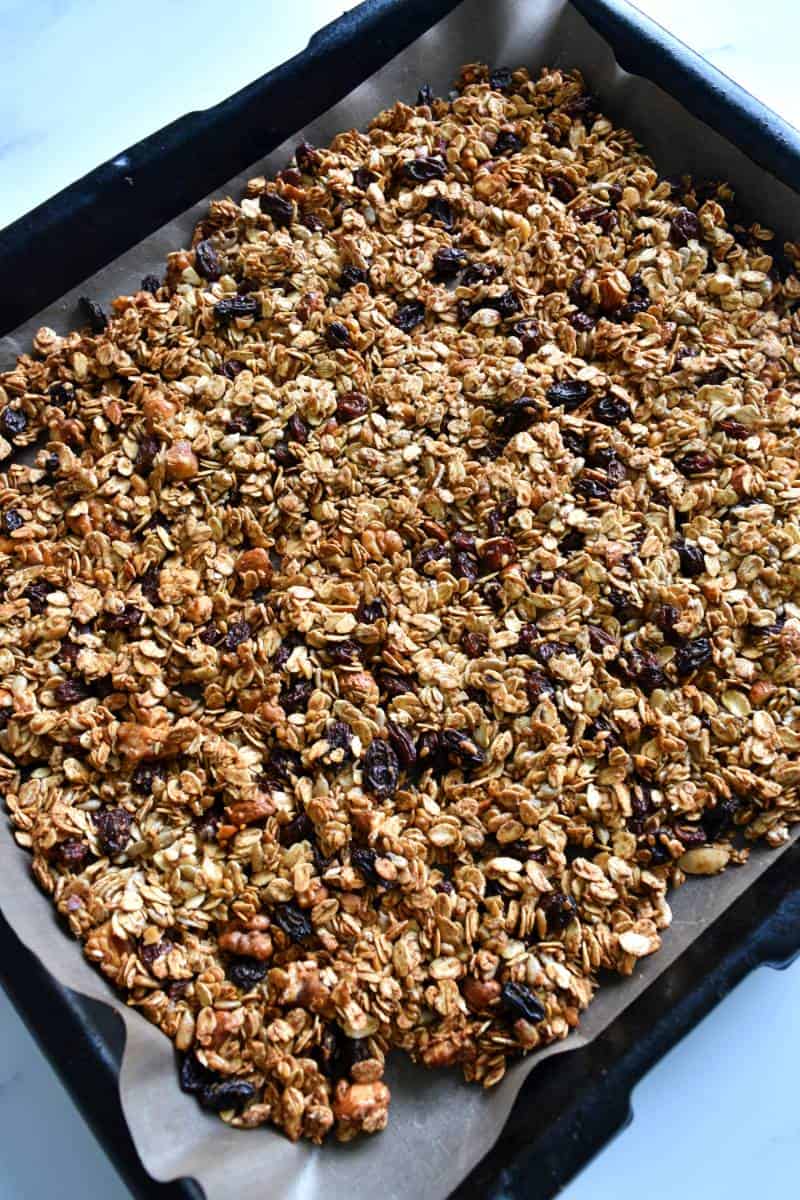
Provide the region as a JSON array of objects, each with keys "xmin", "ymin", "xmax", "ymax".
[{"xmin": 0, "ymin": 2, "xmax": 798, "ymax": 1198}]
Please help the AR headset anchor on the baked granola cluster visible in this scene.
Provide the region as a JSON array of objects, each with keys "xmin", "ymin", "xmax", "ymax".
[{"xmin": 3, "ymin": 62, "xmax": 800, "ymax": 1143}]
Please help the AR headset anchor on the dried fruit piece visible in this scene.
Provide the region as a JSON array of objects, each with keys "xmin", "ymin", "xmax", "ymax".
[
  {"xmin": 433, "ymin": 247, "xmax": 468, "ymax": 277},
  {"xmin": 261, "ymin": 191, "xmax": 294, "ymax": 226},
  {"xmin": 273, "ymin": 902, "xmax": 313, "ymax": 943},
  {"xmin": 594, "ymin": 395, "xmax": 632, "ymax": 425},
  {"xmin": 362, "ymin": 738, "xmax": 400, "ymax": 797},
  {"xmin": 94, "ymin": 807, "xmax": 133, "ymax": 856},
  {"xmin": 194, "ymin": 239, "xmax": 221, "ymax": 281},
  {"xmin": 215, "ymin": 295, "xmax": 259, "ymax": 322},
  {"xmin": 199, "ymin": 1079, "xmax": 256, "ymax": 1113},
  {"xmin": 674, "ymin": 637, "xmax": 713, "ymax": 677},
  {"xmin": 79, "ymin": 297, "xmax": 108, "ymax": 333},
  {"xmin": 393, "ymin": 301, "xmax": 426, "ymax": 332},
  {"xmin": 546, "ymin": 379, "xmax": 589, "ymax": 411},
  {"xmin": 501, "ymin": 981, "xmax": 545, "ymax": 1023}
]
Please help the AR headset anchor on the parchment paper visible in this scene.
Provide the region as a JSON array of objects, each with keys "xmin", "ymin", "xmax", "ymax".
[{"xmin": 2, "ymin": 2, "xmax": 799, "ymax": 1197}]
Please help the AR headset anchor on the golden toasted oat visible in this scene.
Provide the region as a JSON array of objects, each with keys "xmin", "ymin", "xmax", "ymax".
[{"xmin": 2, "ymin": 62, "xmax": 800, "ymax": 1143}]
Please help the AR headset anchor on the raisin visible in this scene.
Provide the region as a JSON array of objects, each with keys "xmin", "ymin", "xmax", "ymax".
[
  {"xmin": 451, "ymin": 550, "xmax": 479, "ymax": 582},
  {"xmin": 670, "ymin": 207, "xmax": 701, "ymax": 246},
  {"xmin": 608, "ymin": 588, "xmax": 640, "ymax": 621},
  {"xmin": 501, "ymin": 981, "xmax": 545, "ymax": 1023},
  {"xmin": 416, "ymin": 83, "xmax": 434, "ymax": 107},
  {"xmin": 536, "ymin": 640, "xmax": 570, "ymax": 666},
  {"xmin": 587, "ymin": 713, "xmax": 619, "ymax": 748},
  {"xmin": 54, "ymin": 679, "xmax": 88, "ymax": 706},
  {"xmin": 326, "ymin": 321, "xmax": 351, "ymax": 349},
  {"xmin": 224, "ymin": 620, "xmax": 252, "ymax": 650},
  {"xmin": 140, "ymin": 937, "xmax": 172, "ymax": 969},
  {"xmin": 286, "ymin": 413, "xmax": 310, "ymax": 444},
  {"xmin": 416, "ymin": 730, "xmax": 445, "ymax": 774},
  {"xmin": 452, "ymin": 530, "xmax": 477, "ymax": 552},
  {"xmin": 674, "ymin": 636, "xmax": 713, "ymax": 677},
  {"xmin": 654, "ymin": 604, "xmax": 681, "ymax": 643},
  {"xmin": 336, "ymin": 391, "xmax": 369, "ymax": 421},
  {"xmin": 131, "ymin": 762, "xmax": 165, "ymax": 795},
  {"xmin": 493, "ymin": 129, "xmax": 523, "ymax": 156},
  {"xmin": 140, "ymin": 274, "xmax": 161, "ymax": 294},
  {"xmin": 215, "ymin": 295, "xmax": 259, "ymax": 322},
  {"xmin": 479, "ymin": 536, "xmax": 516, "ymax": 572},
  {"xmin": 0, "ymin": 407, "xmax": 27, "ymax": 437},
  {"xmin": 273, "ymin": 901, "xmax": 313, "ymax": 943},
  {"xmin": 353, "ymin": 167, "xmax": 377, "ymax": 190},
  {"xmin": 302, "ymin": 212, "xmax": 325, "ymax": 232},
  {"xmin": 280, "ymin": 811, "xmax": 314, "ymax": 849},
  {"xmin": 621, "ymin": 649, "xmax": 667, "ymax": 693},
  {"xmin": 198, "ymin": 623, "xmax": 223, "ymax": 647},
  {"xmin": 433, "ymin": 247, "xmax": 468, "ymax": 278},
  {"xmin": 700, "ymin": 366, "xmax": 729, "ymax": 386},
  {"xmin": 426, "ymin": 197, "xmax": 454, "ymax": 228},
  {"xmin": 356, "ymin": 596, "xmax": 386, "ymax": 623},
  {"xmin": 718, "ymin": 418, "xmax": 748, "ymax": 440},
  {"xmin": 135, "ymin": 434, "xmax": 160, "ymax": 474},
  {"xmin": 594, "ymin": 395, "xmax": 632, "ymax": 425},
  {"xmin": 570, "ymin": 312, "xmax": 596, "ymax": 333},
  {"xmin": 546, "ymin": 379, "xmax": 589, "ymax": 412},
  {"xmin": 526, "ymin": 671, "xmax": 555, "ymax": 705},
  {"xmin": 484, "ymin": 289, "xmax": 521, "ymax": 318},
  {"xmin": 56, "ymin": 839, "xmax": 90, "ymax": 870},
  {"xmin": 180, "ymin": 1054, "xmax": 216, "ymax": 1095},
  {"xmin": 199, "ymin": 1080, "xmax": 256, "ymax": 1113},
  {"xmin": 225, "ymin": 957, "xmax": 269, "ymax": 990},
  {"xmin": 79, "ymin": 297, "xmax": 108, "ymax": 333},
  {"xmin": 340, "ymin": 266, "xmax": 368, "ymax": 291},
  {"xmin": 267, "ymin": 746, "xmax": 303, "ymax": 783},
  {"xmin": 575, "ymin": 477, "xmax": 611, "ymax": 502},
  {"xmin": 261, "ymin": 191, "xmax": 294, "ymax": 226},
  {"xmin": 94, "ymin": 807, "xmax": 133, "ymax": 856},
  {"xmin": 489, "ymin": 67, "xmax": 513, "ymax": 92},
  {"xmin": 194, "ymin": 239, "xmax": 220, "ymax": 281},
  {"xmin": 508, "ymin": 318, "xmax": 541, "ymax": 357},
  {"xmin": 400, "ymin": 155, "xmax": 446, "ymax": 183},
  {"xmin": 3, "ymin": 509, "xmax": 23, "ymax": 533},
  {"xmin": 295, "ymin": 141, "xmax": 319, "ymax": 173},
  {"xmin": 414, "ymin": 543, "xmax": 449, "ymax": 573},
  {"xmin": 561, "ymin": 429, "xmax": 588, "ymax": 457},
  {"xmin": 462, "ymin": 262, "xmax": 501, "ymax": 287},
  {"xmin": 676, "ymin": 451, "xmax": 715, "ymax": 476},
  {"xmin": 702, "ymin": 796, "xmax": 738, "ymax": 841},
  {"xmin": 676, "ymin": 539, "xmax": 706, "ymax": 578},
  {"xmin": 387, "ymin": 720, "xmax": 417, "ymax": 769},
  {"xmin": 280, "ymin": 679, "xmax": 313, "ymax": 713},
  {"xmin": 393, "ymin": 301, "xmax": 426, "ymax": 332},
  {"xmin": 351, "ymin": 847, "xmax": 383, "ymax": 887},
  {"xmin": 460, "ymin": 630, "xmax": 488, "ymax": 658},
  {"xmin": 376, "ymin": 668, "xmax": 415, "ymax": 698},
  {"xmin": 49, "ymin": 381, "xmax": 75, "ymax": 406},
  {"xmin": 225, "ymin": 410, "xmax": 254, "ymax": 433},
  {"xmin": 546, "ymin": 175, "xmax": 577, "ymax": 203},
  {"xmin": 441, "ymin": 728, "xmax": 485, "ymax": 770},
  {"xmin": 588, "ymin": 624, "xmax": 616, "ymax": 653},
  {"xmin": 516, "ymin": 622, "xmax": 539, "ymax": 653},
  {"xmin": 106, "ymin": 604, "xmax": 143, "ymax": 633},
  {"xmin": 498, "ymin": 396, "xmax": 537, "ymax": 439},
  {"xmin": 539, "ymin": 891, "xmax": 577, "ymax": 931},
  {"xmin": 363, "ymin": 738, "xmax": 400, "ymax": 797}
]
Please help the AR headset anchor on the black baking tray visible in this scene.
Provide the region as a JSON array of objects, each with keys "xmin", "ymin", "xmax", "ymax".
[{"xmin": 2, "ymin": 1, "xmax": 800, "ymax": 1197}]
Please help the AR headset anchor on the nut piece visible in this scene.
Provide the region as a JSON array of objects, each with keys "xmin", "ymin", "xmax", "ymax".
[
  {"xmin": 679, "ymin": 846, "xmax": 731, "ymax": 875},
  {"xmin": 164, "ymin": 439, "xmax": 198, "ymax": 480},
  {"xmin": 462, "ymin": 976, "xmax": 501, "ymax": 1011},
  {"xmin": 333, "ymin": 1080, "xmax": 391, "ymax": 1141},
  {"xmin": 218, "ymin": 917, "xmax": 274, "ymax": 961}
]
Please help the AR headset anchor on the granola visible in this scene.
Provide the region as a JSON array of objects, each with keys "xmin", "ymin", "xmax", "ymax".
[{"xmin": 2, "ymin": 62, "xmax": 800, "ymax": 1143}]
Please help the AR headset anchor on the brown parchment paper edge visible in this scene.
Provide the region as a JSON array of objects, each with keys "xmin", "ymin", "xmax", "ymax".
[{"xmin": 1, "ymin": 2, "xmax": 799, "ymax": 1199}]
